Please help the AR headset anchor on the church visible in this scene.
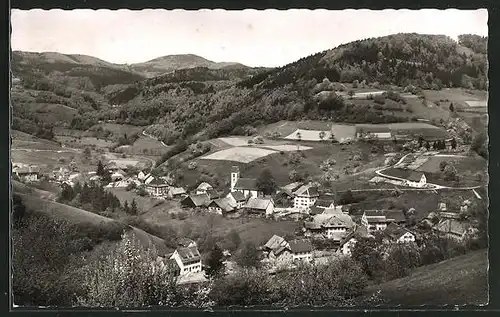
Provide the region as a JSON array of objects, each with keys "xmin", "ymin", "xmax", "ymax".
[{"xmin": 230, "ymin": 166, "xmax": 263, "ymax": 198}]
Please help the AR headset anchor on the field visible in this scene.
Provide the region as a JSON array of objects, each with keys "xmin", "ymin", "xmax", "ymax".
[
  {"xmin": 284, "ymin": 129, "xmax": 333, "ymax": 142},
  {"xmin": 201, "ymin": 146, "xmax": 280, "ymax": 163},
  {"xmin": 363, "ymin": 249, "xmax": 488, "ymax": 306},
  {"xmin": 26, "ymin": 103, "xmax": 79, "ymax": 125},
  {"xmin": 358, "ymin": 122, "xmax": 449, "ymax": 139},
  {"xmin": 109, "ymin": 188, "xmax": 183, "ymax": 215},
  {"xmin": 12, "ymin": 130, "xmax": 63, "ymax": 151},
  {"xmin": 257, "ymin": 120, "xmax": 336, "ymax": 137},
  {"xmin": 89, "ymin": 123, "xmax": 144, "ymax": 136},
  {"xmin": 55, "ymin": 135, "xmax": 116, "ymax": 149},
  {"xmin": 141, "ymin": 210, "xmax": 300, "ymax": 247},
  {"xmin": 116, "ymin": 136, "xmax": 168, "ymax": 156}
]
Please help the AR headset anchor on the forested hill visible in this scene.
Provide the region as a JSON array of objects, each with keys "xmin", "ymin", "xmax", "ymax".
[{"xmin": 239, "ymin": 33, "xmax": 487, "ymax": 90}]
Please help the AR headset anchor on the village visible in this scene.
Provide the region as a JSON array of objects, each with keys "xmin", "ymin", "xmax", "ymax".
[{"xmin": 11, "ymin": 122, "xmax": 486, "ymax": 285}]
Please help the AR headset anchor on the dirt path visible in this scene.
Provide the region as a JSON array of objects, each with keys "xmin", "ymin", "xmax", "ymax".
[{"xmin": 142, "ymin": 130, "xmax": 168, "ymax": 148}]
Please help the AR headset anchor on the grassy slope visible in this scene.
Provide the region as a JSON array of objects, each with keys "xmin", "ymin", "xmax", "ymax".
[
  {"xmin": 363, "ymin": 249, "xmax": 488, "ymax": 306},
  {"xmin": 15, "ymin": 191, "xmax": 170, "ymax": 255}
]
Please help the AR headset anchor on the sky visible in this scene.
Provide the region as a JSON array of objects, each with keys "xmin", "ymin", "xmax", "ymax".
[{"xmin": 11, "ymin": 9, "xmax": 488, "ymax": 68}]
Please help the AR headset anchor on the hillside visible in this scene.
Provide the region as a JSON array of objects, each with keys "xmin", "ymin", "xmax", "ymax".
[
  {"xmin": 362, "ymin": 249, "xmax": 488, "ymax": 306},
  {"xmin": 75, "ymin": 33, "xmax": 487, "ymax": 146},
  {"xmin": 129, "ymin": 53, "xmax": 249, "ymax": 77}
]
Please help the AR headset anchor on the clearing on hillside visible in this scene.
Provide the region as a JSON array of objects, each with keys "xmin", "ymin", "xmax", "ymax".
[
  {"xmin": 200, "ymin": 146, "xmax": 278, "ymax": 163},
  {"xmin": 362, "ymin": 249, "xmax": 488, "ymax": 306},
  {"xmin": 285, "ymin": 129, "xmax": 333, "ymax": 142}
]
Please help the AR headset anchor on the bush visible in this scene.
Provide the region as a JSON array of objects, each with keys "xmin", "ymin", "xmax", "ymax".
[
  {"xmin": 125, "ymin": 182, "xmax": 137, "ymax": 191},
  {"xmin": 373, "ymin": 95, "xmax": 386, "ymax": 105},
  {"xmin": 188, "ymin": 161, "xmax": 198, "ymax": 170}
]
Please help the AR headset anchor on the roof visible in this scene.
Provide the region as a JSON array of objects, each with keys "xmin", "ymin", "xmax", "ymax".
[
  {"xmin": 316, "ymin": 210, "xmax": 355, "ymax": 228},
  {"xmin": 322, "ymin": 215, "xmax": 350, "ymax": 228},
  {"xmin": 364, "ymin": 210, "xmax": 406, "ymax": 223},
  {"xmin": 434, "ymin": 219, "xmax": 470, "ymax": 236},
  {"xmin": 264, "ymin": 235, "xmax": 288, "ymax": 251},
  {"xmin": 294, "ymin": 184, "xmax": 320, "ymax": 198},
  {"xmin": 209, "ymin": 198, "xmax": 235, "ymax": 212},
  {"xmin": 407, "ymin": 171, "xmax": 425, "ymax": 182},
  {"xmin": 385, "ymin": 210, "xmax": 407, "ymax": 223},
  {"xmin": 170, "ymin": 187, "xmax": 187, "ymax": 195},
  {"xmin": 147, "ymin": 177, "xmax": 169, "ymax": 186},
  {"xmin": 384, "ymin": 223, "xmax": 413, "ymax": 240},
  {"xmin": 288, "ymin": 239, "xmax": 313, "ymax": 253},
  {"xmin": 196, "ymin": 182, "xmax": 213, "ymax": 191},
  {"xmin": 314, "ymin": 198, "xmax": 335, "ymax": 208},
  {"xmin": 245, "ymin": 197, "xmax": 272, "ymax": 211},
  {"xmin": 206, "ymin": 189, "xmax": 222, "ymax": 199},
  {"xmin": 182, "ymin": 194, "xmax": 210, "ymax": 207},
  {"xmin": 340, "ymin": 225, "xmax": 372, "ymax": 246},
  {"xmin": 176, "ymin": 246, "xmax": 201, "ymax": 264},
  {"xmin": 177, "ymin": 238, "xmax": 196, "ymax": 248},
  {"xmin": 16, "ymin": 166, "xmax": 40, "ymax": 174},
  {"xmin": 231, "ymin": 166, "xmax": 240, "ymax": 173},
  {"xmin": 234, "ymin": 178, "xmax": 258, "ymax": 191},
  {"xmin": 304, "ymin": 221, "xmax": 322, "ymax": 230},
  {"xmin": 281, "ymin": 182, "xmax": 303, "ymax": 192},
  {"xmin": 229, "ymin": 191, "xmax": 247, "ymax": 202},
  {"xmin": 309, "ymin": 206, "xmax": 325, "ymax": 215}
]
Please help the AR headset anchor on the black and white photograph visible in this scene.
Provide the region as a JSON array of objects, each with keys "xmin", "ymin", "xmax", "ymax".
[{"xmin": 10, "ymin": 8, "xmax": 489, "ymax": 308}]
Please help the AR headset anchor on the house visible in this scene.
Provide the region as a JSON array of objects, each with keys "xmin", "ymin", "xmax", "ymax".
[
  {"xmin": 137, "ymin": 170, "xmax": 151, "ymax": 181},
  {"xmin": 382, "ymin": 223, "xmax": 416, "ymax": 244},
  {"xmin": 433, "ymin": 219, "xmax": 475, "ymax": 242},
  {"xmin": 263, "ymin": 235, "xmax": 289, "ymax": 253},
  {"xmin": 144, "ymin": 174, "xmax": 155, "ymax": 185},
  {"xmin": 226, "ymin": 191, "xmax": 247, "ymax": 209},
  {"xmin": 339, "ymin": 225, "xmax": 372, "ymax": 256},
  {"xmin": 314, "ymin": 197, "xmax": 336, "ymax": 209},
  {"xmin": 279, "ymin": 182, "xmax": 303, "ymax": 197},
  {"xmin": 14, "ymin": 166, "xmax": 40, "ymax": 182},
  {"xmin": 230, "ymin": 166, "xmax": 263, "ymax": 198},
  {"xmin": 145, "ymin": 177, "xmax": 170, "ymax": 197},
  {"xmin": 405, "ymin": 171, "xmax": 427, "ymax": 188},
  {"xmin": 244, "ymin": 197, "xmax": 275, "ymax": 216},
  {"xmin": 170, "ymin": 246, "xmax": 203, "ymax": 276},
  {"xmin": 361, "ymin": 210, "xmax": 406, "ymax": 233},
  {"xmin": 207, "ymin": 198, "xmax": 235, "ymax": 215},
  {"xmin": 195, "ymin": 182, "xmax": 214, "ymax": 195},
  {"xmin": 288, "ymin": 239, "xmax": 313, "ymax": 262},
  {"xmin": 355, "ymin": 125, "xmax": 392, "ymax": 139},
  {"xmin": 263, "ymin": 235, "xmax": 293, "ymax": 267},
  {"xmin": 107, "ymin": 159, "xmax": 141, "ymax": 172},
  {"xmin": 303, "ymin": 210, "xmax": 355, "ymax": 241},
  {"xmin": 89, "ymin": 175, "xmax": 102, "ymax": 182},
  {"xmin": 293, "ymin": 184, "xmax": 320, "ymax": 210},
  {"xmin": 181, "ymin": 194, "xmax": 210, "ymax": 209},
  {"xmin": 309, "ymin": 206, "xmax": 325, "ymax": 215},
  {"xmin": 168, "ymin": 187, "xmax": 187, "ymax": 199}
]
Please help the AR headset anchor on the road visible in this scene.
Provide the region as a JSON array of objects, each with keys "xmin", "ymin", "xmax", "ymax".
[{"xmin": 142, "ymin": 130, "xmax": 169, "ymax": 148}]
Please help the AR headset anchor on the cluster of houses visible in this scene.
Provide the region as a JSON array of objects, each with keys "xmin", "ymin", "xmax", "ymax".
[{"xmin": 12, "ymin": 163, "xmax": 41, "ymax": 182}]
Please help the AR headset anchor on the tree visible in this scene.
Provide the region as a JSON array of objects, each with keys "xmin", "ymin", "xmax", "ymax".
[
  {"xmin": 451, "ymin": 138, "xmax": 457, "ymax": 150},
  {"xmin": 319, "ymin": 131, "xmax": 326, "ymax": 141},
  {"xmin": 471, "ymin": 131, "xmax": 488, "ymax": 159},
  {"xmin": 296, "ymin": 131, "xmax": 302, "ymax": 142},
  {"xmin": 235, "ymin": 242, "xmax": 260, "ymax": 268},
  {"xmin": 83, "ymin": 147, "xmax": 92, "ymax": 162},
  {"xmin": 449, "ymin": 102, "xmax": 455, "ymax": 112},
  {"xmin": 96, "ymin": 160, "xmax": 105, "ymax": 176},
  {"xmin": 351, "ymin": 237, "xmax": 384, "ymax": 281},
  {"xmin": 256, "ymin": 168, "xmax": 278, "ymax": 195},
  {"xmin": 205, "ymin": 243, "xmax": 225, "ymax": 277},
  {"xmin": 348, "ymin": 90, "xmax": 355, "ymax": 99},
  {"xmin": 425, "ymin": 141, "xmax": 431, "ymax": 151},
  {"xmin": 226, "ymin": 229, "xmax": 242, "ymax": 251},
  {"xmin": 123, "ymin": 201, "xmax": 130, "ymax": 214},
  {"xmin": 443, "ymin": 163, "xmax": 458, "ymax": 181},
  {"xmin": 439, "ymin": 160, "xmax": 449, "ymax": 172},
  {"xmin": 130, "ymin": 199, "xmax": 139, "ymax": 215},
  {"xmin": 77, "ymin": 232, "xmax": 179, "ymax": 307},
  {"xmin": 384, "ymin": 243, "xmax": 420, "ymax": 280}
]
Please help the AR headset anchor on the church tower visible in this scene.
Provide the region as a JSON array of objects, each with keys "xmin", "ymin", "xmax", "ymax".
[{"xmin": 230, "ymin": 166, "xmax": 240, "ymax": 192}]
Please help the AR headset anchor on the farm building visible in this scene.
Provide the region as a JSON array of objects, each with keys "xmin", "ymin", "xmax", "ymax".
[
  {"xmin": 107, "ymin": 159, "xmax": 141, "ymax": 172},
  {"xmin": 288, "ymin": 239, "xmax": 313, "ymax": 263},
  {"xmin": 433, "ymin": 219, "xmax": 476, "ymax": 242},
  {"xmin": 244, "ymin": 197, "xmax": 275, "ymax": 216},
  {"xmin": 338, "ymin": 225, "xmax": 372, "ymax": 256},
  {"xmin": 405, "ymin": 171, "xmax": 427, "ymax": 188},
  {"xmin": 262, "ymin": 235, "xmax": 293, "ymax": 267},
  {"xmin": 206, "ymin": 189, "xmax": 222, "ymax": 200},
  {"xmin": 263, "ymin": 235, "xmax": 290, "ymax": 253},
  {"xmin": 111, "ymin": 171, "xmax": 125, "ymax": 182},
  {"xmin": 181, "ymin": 194, "xmax": 210, "ymax": 209},
  {"xmin": 177, "ymin": 237, "xmax": 197, "ymax": 248},
  {"xmin": 309, "ymin": 206, "xmax": 325, "ymax": 215},
  {"xmin": 195, "ymin": 182, "xmax": 214, "ymax": 195},
  {"xmin": 145, "ymin": 178, "xmax": 170, "ymax": 197},
  {"xmin": 355, "ymin": 124, "xmax": 392, "ymax": 139},
  {"xmin": 169, "ymin": 246, "xmax": 203, "ymax": 276},
  {"xmin": 230, "ymin": 166, "xmax": 263, "ymax": 198},
  {"xmin": 314, "ymin": 197, "xmax": 336, "ymax": 209},
  {"xmin": 207, "ymin": 198, "xmax": 235, "ymax": 215},
  {"xmin": 361, "ymin": 210, "xmax": 406, "ymax": 233},
  {"xmin": 293, "ymin": 184, "xmax": 319, "ymax": 210},
  {"xmin": 144, "ymin": 174, "xmax": 155, "ymax": 185},
  {"xmin": 14, "ymin": 166, "xmax": 40, "ymax": 182},
  {"xmin": 226, "ymin": 191, "xmax": 247, "ymax": 209},
  {"xmin": 168, "ymin": 187, "xmax": 187, "ymax": 199},
  {"xmin": 382, "ymin": 223, "xmax": 416, "ymax": 244}
]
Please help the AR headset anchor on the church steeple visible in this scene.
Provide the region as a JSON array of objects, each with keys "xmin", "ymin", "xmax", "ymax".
[{"xmin": 230, "ymin": 165, "xmax": 240, "ymax": 192}]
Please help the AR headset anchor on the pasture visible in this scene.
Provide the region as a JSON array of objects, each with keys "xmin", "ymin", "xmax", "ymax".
[
  {"xmin": 28, "ymin": 103, "xmax": 78, "ymax": 125},
  {"xmin": 117, "ymin": 136, "xmax": 168, "ymax": 156},
  {"xmin": 257, "ymin": 120, "xmax": 335, "ymax": 137},
  {"xmin": 55, "ymin": 136, "xmax": 115, "ymax": 149},
  {"xmin": 89, "ymin": 123, "xmax": 144, "ymax": 136},
  {"xmin": 363, "ymin": 249, "xmax": 488, "ymax": 306},
  {"xmin": 284, "ymin": 129, "xmax": 332, "ymax": 142},
  {"xmin": 356, "ymin": 122, "xmax": 449, "ymax": 139}
]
